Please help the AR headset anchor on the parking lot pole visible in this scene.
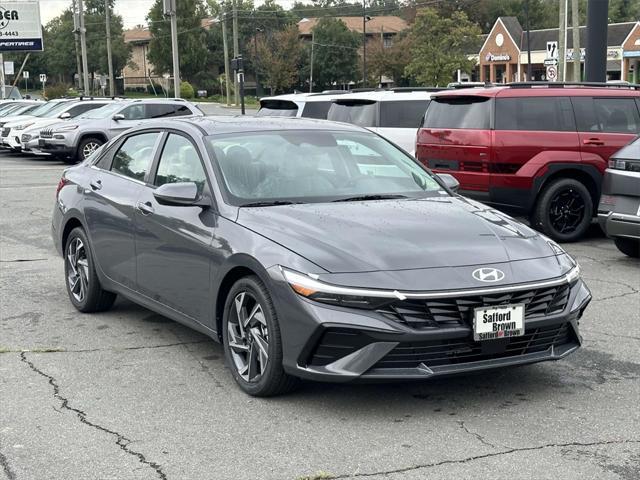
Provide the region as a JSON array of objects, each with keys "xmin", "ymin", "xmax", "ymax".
[
  {"xmin": 585, "ymin": 0, "xmax": 608, "ymax": 82},
  {"xmin": 78, "ymin": 0, "xmax": 90, "ymax": 95},
  {"xmin": 0, "ymin": 53, "xmax": 5, "ymax": 100},
  {"xmin": 105, "ymin": 2, "xmax": 115, "ymax": 96},
  {"xmin": 169, "ymin": 0, "xmax": 181, "ymax": 97},
  {"xmin": 222, "ymin": 12, "xmax": 231, "ymax": 106}
]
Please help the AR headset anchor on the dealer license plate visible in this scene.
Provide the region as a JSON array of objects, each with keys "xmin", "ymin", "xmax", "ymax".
[
  {"xmin": 473, "ymin": 304, "xmax": 524, "ymax": 341},
  {"xmin": 38, "ymin": 139, "xmax": 45, "ymax": 147}
]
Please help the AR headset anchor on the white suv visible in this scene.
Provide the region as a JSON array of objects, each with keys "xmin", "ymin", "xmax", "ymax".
[
  {"xmin": 326, "ymin": 89, "xmax": 440, "ymax": 155},
  {"xmin": 257, "ymin": 91, "xmax": 348, "ymax": 119}
]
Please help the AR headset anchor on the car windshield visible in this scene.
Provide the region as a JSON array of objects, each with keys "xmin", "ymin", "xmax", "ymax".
[
  {"xmin": 206, "ymin": 130, "xmax": 446, "ymax": 205},
  {"xmin": 79, "ymin": 102, "xmax": 126, "ymax": 119}
]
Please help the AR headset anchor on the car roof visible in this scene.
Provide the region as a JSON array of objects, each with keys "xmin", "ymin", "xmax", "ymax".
[
  {"xmin": 432, "ymin": 83, "xmax": 640, "ymax": 99},
  {"xmin": 137, "ymin": 115, "xmax": 370, "ymax": 135},
  {"xmin": 332, "ymin": 90, "xmax": 436, "ymax": 102},
  {"xmin": 260, "ymin": 92, "xmax": 349, "ymax": 104}
]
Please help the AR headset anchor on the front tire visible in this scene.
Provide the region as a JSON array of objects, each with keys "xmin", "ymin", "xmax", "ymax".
[
  {"xmin": 64, "ymin": 227, "xmax": 116, "ymax": 312},
  {"xmin": 532, "ymin": 178, "xmax": 593, "ymax": 242},
  {"xmin": 77, "ymin": 137, "xmax": 104, "ymax": 162},
  {"xmin": 614, "ymin": 238, "xmax": 640, "ymax": 258},
  {"xmin": 222, "ymin": 275, "xmax": 299, "ymax": 396}
]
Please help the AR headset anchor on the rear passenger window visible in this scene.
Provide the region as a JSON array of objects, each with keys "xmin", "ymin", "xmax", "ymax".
[
  {"xmin": 257, "ymin": 100, "xmax": 298, "ymax": 117},
  {"xmin": 173, "ymin": 105, "xmax": 192, "ymax": 116},
  {"xmin": 327, "ymin": 101, "xmax": 377, "ymax": 127},
  {"xmin": 495, "ymin": 97, "xmax": 576, "ymax": 131},
  {"xmin": 379, "ymin": 100, "xmax": 430, "ymax": 128},
  {"xmin": 423, "ymin": 96, "xmax": 490, "ymax": 129},
  {"xmin": 147, "ymin": 104, "xmax": 177, "ymax": 118},
  {"xmin": 301, "ymin": 101, "xmax": 332, "ymax": 119},
  {"xmin": 111, "ymin": 132, "xmax": 160, "ymax": 181},
  {"xmin": 573, "ymin": 97, "xmax": 640, "ymax": 133}
]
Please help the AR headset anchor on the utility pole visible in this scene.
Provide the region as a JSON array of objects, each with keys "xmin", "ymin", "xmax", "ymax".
[
  {"xmin": 72, "ymin": 0, "xmax": 83, "ymax": 91},
  {"xmin": 525, "ymin": 0, "xmax": 532, "ymax": 81},
  {"xmin": 571, "ymin": 0, "xmax": 581, "ymax": 81},
  {"xmin": 0, "ymin": 53, "xmax": 5, "ymax": 100},
  {"xmin": 309, "ymin": 31, "xmax": 314, "ymax": 93},
  {"xmin": 558, "ymin": 0, "xmax": 567, "ymax": 82},
  {"xmin": 232, "ymin": 1, "xmax": 240, "ymax": 105},
  {"xmin": 585, "ymin": 0, "xmax": 608, "ymax": 82},
  {"xmin": 221, "ymin": 12, "xmax": 231, "ymax": 106},
  {"xmin": 254, "ymin": 28, "xmax": 263, "ymax": 98},
  {"xmin": 163, "ymin": 0, "xmax": 180, "ymax": 97},
  {"xmin": 362, "ymin": 0, "xmax": 366, "ymax": 88},
  {"xmin": 105, "ymin": 1, "xmax": 115, "ymax": 96},
  {"xmin": 78, "ymin": 0, "xmax": 90, "ymax": 95}
]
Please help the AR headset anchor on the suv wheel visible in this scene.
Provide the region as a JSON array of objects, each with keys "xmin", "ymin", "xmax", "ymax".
[
  {"xmin": 65, "ymin": 227, "xmax": 117, "ymax": 312},
  {"xmin": 614, "ymin": 238, "xmax": 640, "ymax": 258},
  {"xmin": 222, "ymin": 275, "xmax": 299, "ymax": 396},
  {"xmin": 532, "ymin": 178, "xmax": 593, "ymax": 242},
  {"xmin": 77, "ymin": 137, "xmax": 104, "ymax": 162}
]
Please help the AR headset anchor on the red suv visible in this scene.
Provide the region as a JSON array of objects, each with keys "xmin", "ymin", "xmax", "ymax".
[{"xmin": 416, "ymin": 83, "xmax": 640, "ymax": 241}]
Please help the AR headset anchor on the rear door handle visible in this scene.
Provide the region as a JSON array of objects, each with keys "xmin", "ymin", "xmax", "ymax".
[
  {"xmin": 136, "ymin": 201, "xmax": 154, "ymax": 215},
  {"xmin": 583, "ymin": 138, "xmax": 604, "ymax": 146},
  {"xmin": 89, "ymin": 179, "xmax": 102, "ymax": 190}
]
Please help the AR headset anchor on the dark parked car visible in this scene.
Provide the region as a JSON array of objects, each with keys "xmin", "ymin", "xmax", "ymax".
[
  {"xmin": 598, "ymin": 136, "xmax": 640, "ymax": 257},
  {"xmin": 52, "ymin": 117, "xmax": 590, "ymax": 396},
  {"xmin": 416, "ymin": 83, "xmax": 640, "ymax": 242}
]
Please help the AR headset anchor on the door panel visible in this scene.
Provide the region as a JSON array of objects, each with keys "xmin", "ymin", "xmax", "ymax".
[{"xmin": 135, "ymin": 133, "xmax": 216, "ymax": 323}]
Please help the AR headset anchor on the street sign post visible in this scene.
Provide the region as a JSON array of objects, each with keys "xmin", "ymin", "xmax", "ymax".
[
  {"xmin": 546, "ymin": 41, "xmax": 558, "ymax": 60},
  {"xmin": 546, "ymin": 65, "xmax": 558, "ymax": 82},
  {"xmin": 0, "ymin": 2, "xmax": 44, "ymax": 52},
  {"xmin": 3, "ymin": 61, "xmax": 13, "ymax": 75},
  {"xmin": 22, "ymin": 69, "xmax": 28, "ymax": 93},
  {"xmin": 39, "ymin": 72, "xmax": 46, "ymax": 95}
]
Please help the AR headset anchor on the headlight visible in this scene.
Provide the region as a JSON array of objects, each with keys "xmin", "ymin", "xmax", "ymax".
[
  {"xmin": 609, "ymin": 158, "xmax": 640, "ymax": 172},
  {"xmin": 281, "ymin": 268, "xmax": 395, "ymax": 309},
  {"xmin": 565, "ymin": 263, "xmax": 581, "ymax": 283},
  {"xmin": 54, "ymin": 125, "xmax": 78, "ymax": 132},
  {"xmin": 14, "ymin": 122, "xmax": 34, "ymax": 130}
]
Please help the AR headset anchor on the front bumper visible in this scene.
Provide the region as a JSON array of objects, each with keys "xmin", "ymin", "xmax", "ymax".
[
  {"xmin": 598, "ymin": 168, "xmax": 640, "ymax": 240},
  {"xmin": 270, "ymin": 268, "xmax": 590, "ymax": 383},
  {"xmin": 39, "ymin": 137, "xmax": 75, "ymax": 157},
  {"xmin": 3, "ymin": 130, "xmax": 23, "ymax": 150}
]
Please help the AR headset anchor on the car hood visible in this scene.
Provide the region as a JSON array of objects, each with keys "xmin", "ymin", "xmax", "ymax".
[
  {"xmin": 22, "ymin": 118, "xmax": 61, "ymax": 132},
  {"xmin": 2, "ymin": 114, "xmax": 36, "ymax": 126},
  {"xmin": 237, "ymin": 196, "xmax": 556, "ymax": 273}
]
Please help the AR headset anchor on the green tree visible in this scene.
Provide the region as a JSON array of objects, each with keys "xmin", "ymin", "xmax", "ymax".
[
  {"xmin": 147, "ymin": 0, "xmax": 210, "ymax": 82},
  {"xmin": 365, "ymin": 33, "xmax": 412, "ymax": 87},
  {"xmin": 405, "ymin": 8, "xmax": 481, "ymax": 87},
  {"xmin": 255, "ymin": 25, "xmax": 303, "ymax": 94},
  {"xmin": 311, "ymin": 17, "xmax": 360, "ymax": 89}
]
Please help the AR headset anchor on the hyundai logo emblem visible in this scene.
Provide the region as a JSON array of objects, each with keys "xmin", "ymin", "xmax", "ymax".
[{"xmin": 472, "ymin": 268, "xmax": 505, "ymax": 282}]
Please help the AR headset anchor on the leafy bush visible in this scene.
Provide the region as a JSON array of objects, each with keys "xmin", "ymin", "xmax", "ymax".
[
  {"xmin": 179, "ymin": 81, "xmax": 194, "ymax": 99},
  {"xmin": 45, "ymin": 83, "xmax": 72, "ymax": 99}
]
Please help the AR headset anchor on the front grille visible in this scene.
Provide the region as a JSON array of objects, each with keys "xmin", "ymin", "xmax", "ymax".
[
  {"xmin": 373, "ymin": 323, "xmax": 573, "ymax": 369},
  {"xmin": 1, "ymin": 127, "xmax": 10, "ymax": 138},
  {"xmin": 40, "ymin": 128, "xmax": 53, "ymax": 139},
  {"xmin": 377, "ymin": 283, "xmax": 571, "ymax": 330}
]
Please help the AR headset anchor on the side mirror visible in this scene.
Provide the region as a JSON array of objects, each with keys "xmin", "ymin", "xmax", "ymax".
[
  {"xmin": 153, "ymin": 182, "xmax": 207, "ymax": 207},
  {"xmin": 112, "ymin": 113, "xmax": 125, "ymax": 121},
  {"xmin": 437, "ymin": 173, "xmax": 460, "ymax": 193},
  {"xmin": 59, "ymin": 112, "xmax": 71, "ymax": 119}
]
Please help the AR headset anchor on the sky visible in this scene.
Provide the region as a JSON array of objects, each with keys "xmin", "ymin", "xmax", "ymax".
[{"xmin": 38, "ymin": 0, "xmax": 297, "ymax": 29}]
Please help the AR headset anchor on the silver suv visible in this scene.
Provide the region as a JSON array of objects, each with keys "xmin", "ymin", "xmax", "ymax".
[{"xmin": 39, "ymin": 98, "xmax": 204, "ymax": 163}]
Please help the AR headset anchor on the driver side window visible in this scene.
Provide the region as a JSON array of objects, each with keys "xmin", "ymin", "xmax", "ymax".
[
  {"xmin": 154, "ymin": 134, "xmax": 207, "ymax": 194},
  {"xmin": 120, "ymin": 104, "xmax": 146, "ymax": 120}
]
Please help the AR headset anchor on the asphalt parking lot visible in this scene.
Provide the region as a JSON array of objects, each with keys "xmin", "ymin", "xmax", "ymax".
[{"xmin": 1, "ymin": 150, "xmax": 639, "ymax": 480}]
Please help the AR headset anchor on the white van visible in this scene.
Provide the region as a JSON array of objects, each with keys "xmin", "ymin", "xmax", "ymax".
[
  {"xmin": 326, "ymin": 89, "xmax": 440, "ymax": 155},
  {"xmin": 257, "ymin": 91, "xmax": 348, "ymax": 119}
]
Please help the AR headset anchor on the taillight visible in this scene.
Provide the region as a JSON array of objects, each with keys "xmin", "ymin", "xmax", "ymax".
[{"xmin": 56, "ymin": 177, "xmax": 69, "ymax": 199}]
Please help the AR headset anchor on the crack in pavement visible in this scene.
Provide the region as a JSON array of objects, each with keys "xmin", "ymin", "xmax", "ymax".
[
  {"xmin": 0, "ymin": 448, "xmax": 16, "ymax": 480},
  {"xmin": 325, "ymin": 439, "xmax": 640, "ymax": 479},
  {"xmin": 19, "ymin": 352, "xmax": 167, "ymax": 480},
  {"xmin": 457, "ymin": 421, "xmax": 497, "ymax": 449},
  {"xmin": 0, "ymin": 340, "xmax": 208, "ymax": 355}
]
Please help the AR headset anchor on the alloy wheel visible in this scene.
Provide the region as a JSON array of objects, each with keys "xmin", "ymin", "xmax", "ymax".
[
  {"xmin": 549, "ymin": 188, "xmax": 585, "ymax": 234},
  {"xmin": 227, "ymin": 291, "xmax": 270, "ymax": 383},
  {"xmin": 82, "ymin": 142, "xmax": 100, "ymax": 159},
  {"xmin": 66, "ymin": 237, "xmax": 89, "ymax": 303}
]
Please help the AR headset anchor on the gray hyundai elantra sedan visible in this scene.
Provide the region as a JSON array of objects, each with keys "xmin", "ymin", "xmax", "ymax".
[{"xmin": 52, "ymin": 116, "xmax": 591, "ymax": 396}]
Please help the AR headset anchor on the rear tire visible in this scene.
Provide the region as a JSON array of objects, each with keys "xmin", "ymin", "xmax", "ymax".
[
  {"xmin": 64, "ymin": 227, "xmax": 116, "ymax": 313},
  {"xmin": 77, "ymin": 137, "xmax": 104, "ymax": 162},
  {"xmin": 614, "ymin": 238, "xmax": 640, "ymax": 258},
  {"xmin": 222, "ymin": 275, "xmax": 299, "ymax": 396},
  {"xmin": 531, "ymin": 178, "xmax": 593, "ymax": 242}
]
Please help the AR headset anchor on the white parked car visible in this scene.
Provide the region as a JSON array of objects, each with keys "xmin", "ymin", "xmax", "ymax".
[
  {"xmin": 257, "ymin": 91, "xmax": 348, "ymax": 119},
  {"xmin": 326, "ymin": 89, "xmax": 440, "ymax": 155},
  {"xmin": 0, "ymin": 99, "xmax": 75, "ymax": 149}
]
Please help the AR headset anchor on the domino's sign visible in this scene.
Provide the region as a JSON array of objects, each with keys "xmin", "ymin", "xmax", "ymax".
[{"xmin": 0, "ymin": 2, "xmax": 43, "ymax": 51}]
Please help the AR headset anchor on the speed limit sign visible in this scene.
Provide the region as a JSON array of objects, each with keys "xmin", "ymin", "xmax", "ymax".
[{"xmin": 546, "ymin": 65, "xmax": 558, "ymax": 82}]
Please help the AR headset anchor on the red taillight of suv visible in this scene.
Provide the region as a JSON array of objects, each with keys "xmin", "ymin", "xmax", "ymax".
[{"xmin": 56, "ymin": 177, "xmax": 69, "ymax": 199}]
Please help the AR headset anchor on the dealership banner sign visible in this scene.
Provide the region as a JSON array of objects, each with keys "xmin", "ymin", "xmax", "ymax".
[{"xmin": 0, "ymin": 1, "xmax": 43, "ymax": 51}]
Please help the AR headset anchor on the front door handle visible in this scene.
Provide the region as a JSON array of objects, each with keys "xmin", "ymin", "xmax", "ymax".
[
  {"xmin": 583, "ymin": 138, "xmax": 604, "ymax": 146},
  {"xmin": 136, "ymin": 201, "xmax": 154, "ymax": 215},
  {"xmin": 89, "ymin": 179, "xmax": 102, "ymax": 190}
]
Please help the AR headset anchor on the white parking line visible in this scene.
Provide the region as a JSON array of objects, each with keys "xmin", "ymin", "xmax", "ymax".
[
  {"xmin": 0, "ymin": 184, "xmax": 53, "ymax": 189},
  {"xmin": 0, "ymin": 167, "xmax": 65, "ymax": 171}
]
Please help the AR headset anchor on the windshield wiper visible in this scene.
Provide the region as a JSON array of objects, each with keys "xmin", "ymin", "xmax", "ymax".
[
  {"xmin": 240, "ymin": 200, "xmax": 305, "ymax": 207},
  {"xmin": 332, "ymin": 194, "xmax": 408, "ymax": 203}
]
